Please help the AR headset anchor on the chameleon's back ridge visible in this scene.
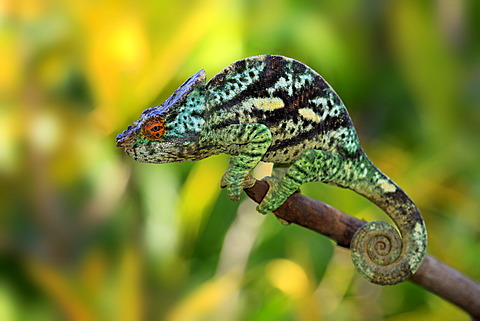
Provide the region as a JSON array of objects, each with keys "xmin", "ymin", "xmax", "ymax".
[{"xmin": 116, "ymin": 55, "xmax": 427, "ymax": 286}]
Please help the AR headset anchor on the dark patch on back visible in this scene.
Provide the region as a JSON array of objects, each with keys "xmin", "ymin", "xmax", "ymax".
[
  {"xmin": 323, "ymin": 113, "xmax": 352, "ymax": 132},
  {"xmin": 291, "ymin": 60, "xmax": 307, "ymax": 74},
  {"xmin": 262, "ymin": 55, "xmax": 289, "ymax": 88}
]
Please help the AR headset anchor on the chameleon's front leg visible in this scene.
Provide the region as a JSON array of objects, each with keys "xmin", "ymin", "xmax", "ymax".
[{"xmin": 215, "ymin": 123, "xmax": 273, "ymax": 202}]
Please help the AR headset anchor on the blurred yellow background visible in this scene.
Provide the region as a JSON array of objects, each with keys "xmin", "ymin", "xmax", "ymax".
[{"xmin": 1, "ymin": 0, "xmax": 479, "ymax": 320}]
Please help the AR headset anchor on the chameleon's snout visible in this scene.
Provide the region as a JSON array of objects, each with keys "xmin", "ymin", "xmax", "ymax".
[
  {"xmin": 115, "ymin": 134, "xmax": 126, "ymax": 148},
  {"xmin": 116, "ymin": 130, "xmax": 132, "ymax": 148},
  {"xmin": 116, "ymin": 124, "xmax": 138, "ymax": 148}
]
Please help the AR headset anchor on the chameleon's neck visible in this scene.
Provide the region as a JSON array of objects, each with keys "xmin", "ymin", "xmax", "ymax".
[
  {"xmin": 162, "ymin": 87, "xmax": 222, "ymax": 162},
  {"xmin": 164, "ymin": 87, "xmax": 206, "ymax": 140},
  {"xmin": 349, "ymin": 155, "xmax": 427, "ymax": 284}
]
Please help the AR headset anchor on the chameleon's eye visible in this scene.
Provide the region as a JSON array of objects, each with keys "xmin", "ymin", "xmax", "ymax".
[{"xmin": 143, "ymin": 118, "xmax": 166, "ymax": 140}]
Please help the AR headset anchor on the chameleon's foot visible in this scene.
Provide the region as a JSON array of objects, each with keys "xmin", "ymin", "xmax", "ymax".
[
  {"xmin": 256, "ymin": 177, "xmax": 292, "ymax": 214},
  {"xmin": 220, "ymin": 172, "xmax": 255, "ymax": 202}
]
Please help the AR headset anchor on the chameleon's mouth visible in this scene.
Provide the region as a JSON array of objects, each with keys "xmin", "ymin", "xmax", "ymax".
[
  {"xmin": 116, "ymin": 129, "xmax": 133, "ymax": 148},
  {"xmin": 116, "ymin": 136, "xmax": 127, "ymax": 148}
]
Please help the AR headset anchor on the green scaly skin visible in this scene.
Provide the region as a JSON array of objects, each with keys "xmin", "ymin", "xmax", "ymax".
[{"xmin": 116, "ymin": 55, "xmax": 427, "ymax": 285}]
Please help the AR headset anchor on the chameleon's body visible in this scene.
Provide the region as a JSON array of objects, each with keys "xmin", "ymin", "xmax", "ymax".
[{"xmin": 116, "ymin": 55, "xmax": 427, "ymax": 285}]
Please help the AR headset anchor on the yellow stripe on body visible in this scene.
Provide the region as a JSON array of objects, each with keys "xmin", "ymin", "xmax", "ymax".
[
  {"xmin": 248, "ymin": 97, "xmax": 285, "ymax": 110},
  {"xmin": 298, "ymin": 108, "xmax": 321, "ymax": 122}
]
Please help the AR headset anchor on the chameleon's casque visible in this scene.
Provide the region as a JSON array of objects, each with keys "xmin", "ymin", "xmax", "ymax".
[{"xmin": 117, "ymin": 55, "xmax": 427, "ymax": 286}]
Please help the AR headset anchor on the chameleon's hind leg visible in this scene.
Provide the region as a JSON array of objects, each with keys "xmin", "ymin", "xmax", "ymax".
[
  {"xmin": 216, "ymin": 123, "xmax": 273, "ymax": 202},
  {"xmin": 257, "ymin": 149, "xmax": 347, "ymax": 214}
]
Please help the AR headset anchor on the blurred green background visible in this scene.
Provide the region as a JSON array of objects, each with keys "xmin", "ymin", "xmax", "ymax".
[{"xmin": 1, "ymin": 0, "xmax": 479, "ymax": 320}]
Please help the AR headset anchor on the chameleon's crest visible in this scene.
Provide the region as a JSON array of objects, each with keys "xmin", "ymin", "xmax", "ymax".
[{"xmin": 141, "ymin": 69, "xmax": 206, "ymax": 119}]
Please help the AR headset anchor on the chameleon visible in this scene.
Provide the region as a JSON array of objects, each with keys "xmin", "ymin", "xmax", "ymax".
[{"xmin": 116, "ymin": 55, "xmax": 427, "ymax": 285}]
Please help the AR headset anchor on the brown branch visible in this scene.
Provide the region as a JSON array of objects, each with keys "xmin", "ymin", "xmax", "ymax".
[{"xmin": 243, "ymin": 180, "xmax": 480, "ymax": 319}]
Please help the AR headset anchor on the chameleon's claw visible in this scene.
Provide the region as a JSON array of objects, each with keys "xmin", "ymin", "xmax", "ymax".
[
  {"xmin": 221, "ymin": 172, "xmax": 256, "ymax": 202},
  {"xmin": 256, "ymin": 177, "xmax": 286, "ymax": 214},
  {"xmin": 256, "ymin": 176, "xmax": 301, "ymax": 214},
  {"xmin": 243, "ymin": 173, "xmax": 256, "ymax": 189},
  {"xmin": 220, "ymin": 170, "xmax": 233, "ymax": 189}
]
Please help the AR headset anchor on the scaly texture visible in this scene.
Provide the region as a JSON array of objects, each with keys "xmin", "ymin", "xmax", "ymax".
[{"xmin": 116, "ymin": 55, "xmax": 427, "ymax": 285}]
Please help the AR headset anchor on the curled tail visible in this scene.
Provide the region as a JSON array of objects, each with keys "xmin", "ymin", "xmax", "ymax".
[{"xmin": 349, "ymin": 157, "xmax": 427, "ymax": 285}]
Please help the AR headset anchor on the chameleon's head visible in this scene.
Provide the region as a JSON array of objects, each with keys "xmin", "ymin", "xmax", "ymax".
[{"xmin": 116, "ymin": 70, "xmax": 206, "ymax": 163}]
